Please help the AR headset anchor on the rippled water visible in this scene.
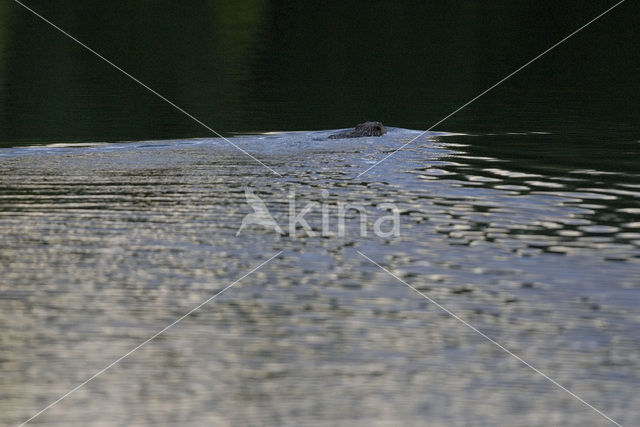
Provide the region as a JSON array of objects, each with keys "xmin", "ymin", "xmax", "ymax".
[{"xmin": 1, "ymin": 129, "xmax": 639, "ymax": 426}]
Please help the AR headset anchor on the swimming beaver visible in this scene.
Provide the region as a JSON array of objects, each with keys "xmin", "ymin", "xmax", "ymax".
[{"xmin": 328, "ymin": 121, "xmax": 387, "ymax": 139}]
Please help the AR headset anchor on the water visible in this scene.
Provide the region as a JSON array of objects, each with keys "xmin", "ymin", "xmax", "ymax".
[
  {"xmin": 1, "ymin": 1, "xmax": 640, "ymax": 425},
  {"xmin": 1, "ymin": 1, "xmax": 639, "ymax": 145},
  {"xmin": 1, "ymin": 129, "xmax": 639, "ymax": 426}
]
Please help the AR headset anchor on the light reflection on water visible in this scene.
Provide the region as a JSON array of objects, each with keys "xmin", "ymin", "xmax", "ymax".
[{"xmin": 0, "ymin": 129, "xmax": 639, "ymax": 426}]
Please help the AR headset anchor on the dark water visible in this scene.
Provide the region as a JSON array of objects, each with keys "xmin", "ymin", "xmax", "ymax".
[
  {"xmin": 0, "ymin": 1, "xmax": 639, "ymax": 144},
  {"xmin": 1, "ymin": 1, "xmax": 639, "ymax": 426}
]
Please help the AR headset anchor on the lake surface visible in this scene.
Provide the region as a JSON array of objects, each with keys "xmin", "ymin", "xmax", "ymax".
[
  {"xmin": 1, "ymin": 128, "xmax": 639, "ymax": 426},
  {"xmin": 1, "ymin": 0, "xmax": 639, "ymax": 426}
]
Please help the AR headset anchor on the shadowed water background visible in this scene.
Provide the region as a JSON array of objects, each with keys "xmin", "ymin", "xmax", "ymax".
[{"xmin": 1, "ymin": 1, "xmax": 639, "ymax": 426}]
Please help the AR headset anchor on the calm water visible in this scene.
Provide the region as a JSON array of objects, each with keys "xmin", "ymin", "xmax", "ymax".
[{"xmin": 1, "ymin": 1, "xmax": 639, "ymax": 426}]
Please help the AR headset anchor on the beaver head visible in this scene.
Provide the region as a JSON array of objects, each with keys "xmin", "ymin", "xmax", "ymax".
[{"xmin": 354, "ymin": 121, "xmax": 387, "ymax": 137}]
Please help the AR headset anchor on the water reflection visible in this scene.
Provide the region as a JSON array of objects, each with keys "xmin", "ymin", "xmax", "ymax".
[
  {"xmin": 0, "ymin": 129, "xmax": 638, "ymax": 425},
  {"xmin": 1, "ymin": 2, "xmax": 639, "ymax": 145}
]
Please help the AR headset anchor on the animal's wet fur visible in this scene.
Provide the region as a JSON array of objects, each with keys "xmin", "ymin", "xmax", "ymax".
[{"xmin": 329, "ymin": 121, "xmax": 387, "ymax": 139}]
